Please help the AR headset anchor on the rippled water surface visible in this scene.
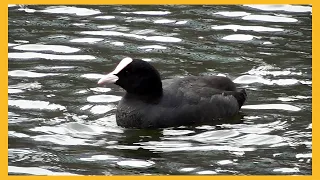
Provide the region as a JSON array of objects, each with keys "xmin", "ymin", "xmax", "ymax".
[{"xmin": 8, "ymin": 4, "xmax": 312, "ymax": 175}]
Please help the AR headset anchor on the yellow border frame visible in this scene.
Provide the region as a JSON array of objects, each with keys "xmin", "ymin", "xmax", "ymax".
[{"xmin": 5, "ymin": 1, "xmax": 315, "ymax": 179}]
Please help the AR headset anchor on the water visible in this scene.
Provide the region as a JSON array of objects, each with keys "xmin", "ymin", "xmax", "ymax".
[{"xmin": 8, "ymin": 4, "xmax": 312, "ymax": 175}]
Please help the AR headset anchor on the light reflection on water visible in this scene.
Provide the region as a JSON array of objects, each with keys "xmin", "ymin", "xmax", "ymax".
[{"xmin": 8, "ymin": 4, "xmax": 311, "ymax": 175}]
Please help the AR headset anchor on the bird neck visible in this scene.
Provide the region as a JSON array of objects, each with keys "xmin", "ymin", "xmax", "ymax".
[{"xmin": 125, "ymin": 80, "xmax": 163, "ymax": 103}]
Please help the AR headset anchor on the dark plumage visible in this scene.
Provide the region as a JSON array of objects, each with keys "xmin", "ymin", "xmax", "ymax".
[{"xmin": 97, "ymin": 58, "xmax": 247, "ymax": 129}]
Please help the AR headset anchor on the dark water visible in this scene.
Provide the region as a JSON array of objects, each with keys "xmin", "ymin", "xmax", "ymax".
[{"xmin": 8, "ymin": 4, "xmax": 312, "ymax": 175}]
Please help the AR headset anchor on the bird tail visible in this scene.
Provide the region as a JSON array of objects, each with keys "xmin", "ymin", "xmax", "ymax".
[{"xmin": 233, "ymin": 89, "xmax": 247, "ymax": 109}]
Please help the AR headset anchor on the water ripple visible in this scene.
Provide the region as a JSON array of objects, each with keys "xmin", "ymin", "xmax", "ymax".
[
  {"xmin": 117, "ymin": 160, "xmax": 155, "ymax": 168},
  {"xmin": 222, "ymin": 34, "xmax": 258, "ymax": 41},
  {"xmin": 80, "ymin": 31, "xmax": 182, "ymax": 42},
  {"xmin": 196, "ymin": 170, "xmax": 217, "ymax": 175},
  {"xmin": 87, "ymin": 95, "xmax": 122, "ymax": 103},
  {"xmin": 243, "ymin": 5, "xmax": 312, "ymax": 13},
  {"xmin": 212, "ymin": 25, "xmax": 283, "ymax": 32},
  {"xmin": 90, "ymin": 105, "xmax": 116, "ymax": 114},
  {"xmin": 8, "ymin": 52, "xmax": 95, "ymax": 60},
  {"xmin": 95, "ymin": 15, "xmax": 115, "ymax": 19},
  {"xmin": 9, "ymin": 70, "xmax": 60, "ymax": 78},
  {"xmin": 9, "ymin": 99, "xmax": 66, "ymax": 111},
  {"xmin": 40, "ymin": 6, "xmax": 101, "ymax": 16},
  {"xmin": 234, "ymin": 75, "xmax": 303, "ymax": 86},
  {"xmin": 273, "ymin": 167, "xmax": 299, "ymax": 173},
  {"xmin": 9, "ymin": 166, "xmax": 78, "ymax": 175},
  {"xmin": 242, "ymin": 104, "xmax": 301, "ymax": 112},
  {"xmin": 121, "ymin": 11, "xmax": 171, "ymax": 15},
  {"xmin": 13, "ymin": 44, "xmax": 80, "ymax": 53},
  {"xmin": 80, "ymin": 155, "xmax": 118, "ymax": 161},
  {"xmin": 242, "ymin": 15, "xmax": 298, "ymax": 23},
  {"xmin": 214, "ymin": 11, "xmax": 250, "ymax": 17},
  {"xmin": 8, "ymin": 5, "xmax": 311, "ymax": 175},
  {"xmin": 70, "ymin": 38, "xmax": 104, "ymax": 43},
  {"xmin": 233, "ymin": 134, "xmax": 284, "ymax": 146}
]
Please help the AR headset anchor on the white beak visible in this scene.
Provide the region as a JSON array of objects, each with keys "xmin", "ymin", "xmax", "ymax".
[
  {"xmin": 97, "ymin": 73, "xmax": 119, "ymax": 85},
  {"xmin": 97, "ymin": 57, "xmax": 133, "ymax": 85}
]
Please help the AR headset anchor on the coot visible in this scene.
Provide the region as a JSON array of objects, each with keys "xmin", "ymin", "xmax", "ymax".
[{"xmin": 98, "ymin": 57, "xmax": 247, "ymax": 129}]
